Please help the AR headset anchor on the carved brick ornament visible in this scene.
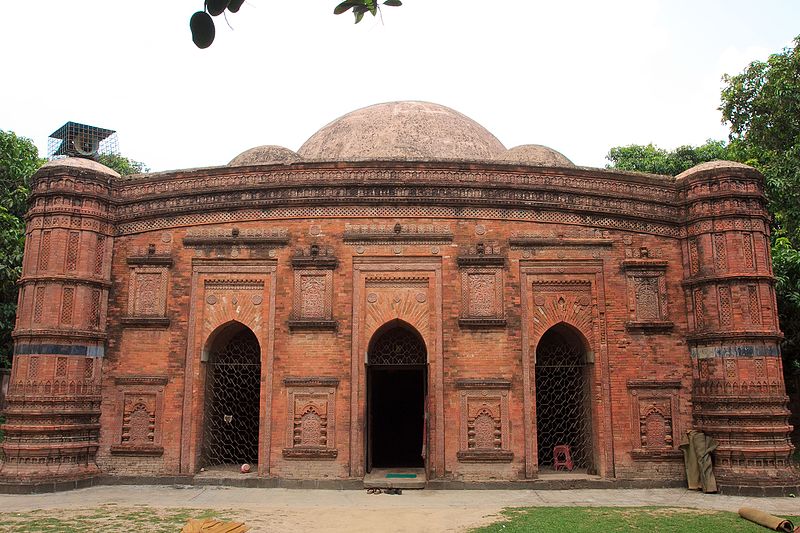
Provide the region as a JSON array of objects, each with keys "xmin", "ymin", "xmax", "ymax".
[
  {"xmin": 289, "ymin": 247, "xmax": 337, "ymax": 331},
  {"xmin": 622, "ymin": 259, "xmax": 672, "ymax": 331},
  {"xmin": 111, "ymin": 375, "xmax": 167, "ymax": 456},
  {"xmin": 282, "ymin": 377, "xmax": 338, "ymax": 459},
  {"xmin": 459, "ymin": 264, "xmax": 505, "ymax": 328},
  {"xmin": 627, "ymin": 380, "xmax": 681, "ymax": 460},
  {"xmin": 455, "ymin": 379, "xmax": 513, "ymax": 462}
]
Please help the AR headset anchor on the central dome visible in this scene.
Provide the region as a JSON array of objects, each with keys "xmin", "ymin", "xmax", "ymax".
[{"xmin": 298, "ymin": 101, "xmax": 506, "ymax": 162}]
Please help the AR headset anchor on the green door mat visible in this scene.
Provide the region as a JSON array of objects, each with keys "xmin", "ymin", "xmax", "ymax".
[{"xmin": 385, "ymin": 473, "xmax": 417, "ymax": 478}]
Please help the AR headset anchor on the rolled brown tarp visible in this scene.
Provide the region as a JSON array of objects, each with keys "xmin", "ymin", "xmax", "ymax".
[{"xmin": 738, "ymin": 507, "xmax": 795, "ymax": 532}]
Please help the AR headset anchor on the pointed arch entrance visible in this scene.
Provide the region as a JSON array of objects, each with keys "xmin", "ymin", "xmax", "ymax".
[
  {"xmin": 201, "ymin": 322, "xmax": 261, "ymax": 467},
  {"xmin": 366, "ymin": 320, "xmax": 427, "ymax": 470},
  {"xmin": 535, "ymin": 323, "xmax": 594, "ymax": 473}
]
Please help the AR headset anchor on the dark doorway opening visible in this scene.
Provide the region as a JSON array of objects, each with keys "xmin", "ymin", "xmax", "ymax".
[
  {"xmin": 201, "ymin": 324, "xmax": 261, "ymax": 468},
  {"xmin": 367, "ymin": 322, "xmax": 427, "ymax": 471},
  {"xmin": 535, "ymin": 323, "xmax": 594, "ymax": 473}
]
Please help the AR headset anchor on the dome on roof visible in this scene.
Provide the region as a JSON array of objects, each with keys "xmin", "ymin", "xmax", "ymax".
[
  {"xmin": 39, "ymin": 157, "xmax": 120, "ymax": 178},
  {"xmin": 298, "ymin": 101, "xmax": 506, "ymax": 162},
  {"xmin": 675, "ymin": 160, "xmax": 754, "ymax": 180},
  {"xmin": 500, "ymin": 144, "xmax": 574, "ymax": 167},
  {"xmin": 229, "ymin": 145, "xmax": 301, "ymax": 166}
]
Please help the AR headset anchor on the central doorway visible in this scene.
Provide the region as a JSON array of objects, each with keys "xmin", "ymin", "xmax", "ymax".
[
  {"xmin": 535, "ymin": 323, "xmax": 594, "ymax": 474},
  {"xmin": 366, "ymin": 321, "xmax": 427, "ymax": 471},
  {"xmin": 201, "ymin": 323, "xmax": 261, "ymax": 468}
]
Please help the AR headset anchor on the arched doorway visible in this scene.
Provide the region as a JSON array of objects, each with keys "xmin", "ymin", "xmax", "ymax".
[
  {"xmin": 201, "ymin": 323, "xmax": 261, "ymax": 468},
  {"xmin": 535, "ymin": 323, "xmax": 594, "ymax": 473},
  {"xmin": 366, "ymin": 321, "xmax": 427, "ymax": 471}
]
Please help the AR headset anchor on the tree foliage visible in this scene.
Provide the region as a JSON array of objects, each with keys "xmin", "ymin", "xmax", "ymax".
[
  {"xmin": 0, "ymin": 131, "xmax": 43, "ymax": 367},
  {"xmin": 606, "ymin": 140, "xmax": 730, "ymax": 176},
  {"xmin": 607, "ymin": 36, "xmax": 800, "ymax": 375},
  {"xmin": 190, "ymin": 0, "xmax": 402, "ymax": 48}
]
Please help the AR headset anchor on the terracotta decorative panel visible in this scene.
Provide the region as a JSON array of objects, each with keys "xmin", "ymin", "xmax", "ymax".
[
  {"xmin": 65, "ymin": 232, "xmax": 79, "ymax": 272},
  {"xmin": 627, "ymin": 380, "xmax": 681, "ymax": 460},
  {"xmin": 748, "ymin": 285, "xmax": 762, "ymax": 325},
  {"xmin": 60, "ymin": 286, "xmax": 75, "ymax": 324},
  {"xmin": 127, "ymin": 266, "xmax": 169, "ymax": 317},
  {"xmin": 38, "ymin": 230, "xmax": 51, "ymax": 271},
  {"xmin": 688, "ymin": 238, "xmax": 700, "ymax": 276},
  {"xmin": 718, "ymin": 285, "xmax": 732, "ymax": 327},
  {"xmin": 622, "ymin": 259, "xmax": 671, "ymax": 331},
  {"xmin": 282, "ymin": 377, "xmax": 338, "ymax": 459},
  {"xmin": 456, "ymin": 379, "xmax": 512, "ymax": 462},
  {"xmin": 713, "ymin": 233, "xmax": 727, "ymax": 272},
  {"xmin": 289, "ymin": 247, "xmax": 337, "ymax": 330},
  {"xmin": 111, "ymin": 376, "xmax": 167, "ymax": 456},
  {"xmin": 742, "ymin": 232, "xmax": 755, "ymax": 270},
  {"xmin": 94, "ymin": 234, "xmax": 106, "ymax": 275}
]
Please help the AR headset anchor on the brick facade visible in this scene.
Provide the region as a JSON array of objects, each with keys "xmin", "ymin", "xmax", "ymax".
[{"xmin": 1, "ymin": 121, "xmax": 796, "ymax": 492}]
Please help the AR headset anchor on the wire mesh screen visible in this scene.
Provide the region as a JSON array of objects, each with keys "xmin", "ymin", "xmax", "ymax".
[
  {"xmin": 202, "ymin": 328, "xmax": 261, "ymax": 467},
  {"xmin": 535, "ymin": 325, "xmax": 593, "ymax": 471},
  {"xmin": 368, "ymin": 325, "xmax": 427, "ymax": 366},
  {"xmin": 47, "ymin": 122, "xmax": 118, "ymax": 160}
]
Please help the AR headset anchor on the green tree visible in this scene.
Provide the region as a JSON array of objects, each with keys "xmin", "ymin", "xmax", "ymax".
[
  {"xmin": 0, "ymin": 131, "xmax": 44, "ymax": 367},
  {"xmin": 606, "ymin": 140, "xmax": 730, "ymax": 176}
]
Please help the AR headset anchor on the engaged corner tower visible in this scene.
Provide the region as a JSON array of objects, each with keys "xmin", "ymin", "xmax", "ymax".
[
  {"xmin": 0, "ymin": 158, "xmax": 117, "ymax": 485},
  {"xmin": 678, "ymin": 161, "xmax": 797, "ymax": 493}
]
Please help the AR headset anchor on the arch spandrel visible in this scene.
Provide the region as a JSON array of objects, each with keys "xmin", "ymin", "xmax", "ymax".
[{"xmin": 362, "ymin": 284, "xmax": 432, "ymax": 353}]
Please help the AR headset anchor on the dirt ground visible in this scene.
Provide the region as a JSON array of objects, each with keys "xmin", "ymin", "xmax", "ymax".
[{"xmin": 0, "ymin": 486, "xmax": 797, "ymax": 532}]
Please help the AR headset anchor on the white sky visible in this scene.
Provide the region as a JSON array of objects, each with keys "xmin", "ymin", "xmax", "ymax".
[{"xmin": 1, "ymin": 1, "xmax": 798, "ymax": 171}]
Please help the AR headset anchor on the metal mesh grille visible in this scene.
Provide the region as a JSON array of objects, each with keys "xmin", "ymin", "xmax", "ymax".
[
  {"xmin": 368, "ymin": 326, "xmax": 426, "ymax": 365},
  {"xmin": 535, "ymin": 326, "xmax": 593, "ymax": 471},
  {"xmin": 202, "ymin": 328, "xmax": 261, "ymax": 467}
]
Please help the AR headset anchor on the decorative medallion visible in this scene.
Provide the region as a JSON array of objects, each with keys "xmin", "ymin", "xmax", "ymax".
[
  {"xmin": 475, "ymin": 224, "xmax": 486, "ymax": 236},
  {"xmin": 356, "ymin": 245, "xmax": 366, "ymax": 254},
  {"xmin": 393, "ymin": 246, "xmax": 402, "ymax": 255},
  {"xmin": 367, "ymin": 293, "xmax": 378, "ymax": 304},
  {"xmin": 161, "ymin": 232, "xmax": 172, "ymax": 243},
  {"xmin": 206, "ymin": 294, "xmax": 217, "ymax": 305},
  {"xmin": 251, "ymin": 295, "xmax": 263, "ymax": 306},
  {"xmin": 431, "ymin": 246, "xmax": 440, "ymax": 254},
  {"xmin": 310, "ymin": 225, "xmax": 321, "ymax": 236},
  {"xmin": 416, "ymin": 292, "xmax": 427, "ymax": 303}
]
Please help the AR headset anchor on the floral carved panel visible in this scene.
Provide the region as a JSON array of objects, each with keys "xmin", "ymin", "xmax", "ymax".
[
  {"xmin": 627, "ymin": 380, "xmax": 682, "ymax": 461},
  {"xmin": 455, "ymin": 379, "xmax": 512, "ymax": 462},
  {"xmin": 282, "ymin": 377, "xmax": 338, "ymax": 459},
  {"xmin": 111, "ymin": 376, "xmax": 167, "ymax": 456}
]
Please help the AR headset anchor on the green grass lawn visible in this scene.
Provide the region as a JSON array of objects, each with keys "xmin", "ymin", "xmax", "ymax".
[
  {"xmin": 0, "ymin": 505, "xmax": 232, "ymax": 533},
  {"xmin": 473, "ymin": 506, "xmax": 800, "ymax": 533}
]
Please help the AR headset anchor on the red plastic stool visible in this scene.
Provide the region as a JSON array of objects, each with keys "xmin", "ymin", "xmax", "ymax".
[{"xmin": 553, "ymin": 445, "xmax": 574, "ymax": 471}]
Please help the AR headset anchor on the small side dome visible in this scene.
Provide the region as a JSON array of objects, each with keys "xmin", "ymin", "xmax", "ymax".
[
  {"xmin": 675, "ymin": 160, "xmax": 754, "ymax": 180},
  {"xmin": 229, "ymin": 145, "xmax": 301, "ymax": 166},
  {"xmin": 38, "ymin": 157, "xmax": 120, "ymax": 178},
  {"xmin": 499, "ymin": 145, "xmax": 574, "ymax": 167}
]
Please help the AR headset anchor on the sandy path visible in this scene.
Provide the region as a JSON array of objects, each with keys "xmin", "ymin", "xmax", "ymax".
[{"xmin": 0, "ymin": 486, "xmax": 797, "ymax": 532}]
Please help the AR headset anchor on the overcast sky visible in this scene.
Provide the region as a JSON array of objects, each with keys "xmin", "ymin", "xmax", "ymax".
[{"xmin": 1, "ymin": 1, "xmax": 798, "ymax": 171}]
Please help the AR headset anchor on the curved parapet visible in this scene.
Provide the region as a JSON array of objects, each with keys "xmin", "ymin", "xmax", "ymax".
[
  {"xmin": 0, "ymin": 158, "xmax": 115, "ymax": 484},
  {"xmin": 678, "ymin": 161, "xmax": 797, "ymax": 492}
]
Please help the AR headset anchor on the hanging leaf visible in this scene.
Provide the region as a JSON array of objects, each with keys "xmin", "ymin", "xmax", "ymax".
[
  {"xmin": 383, "ymin": 0, "xmax": 402, "ymax": 6},
  {"xmin": 334, "ymin": 1, "xmax": 360, "ymax": 15},
  {"xmin": 354, "ymin": 9, "xmax": 365, "ymax": 23}
]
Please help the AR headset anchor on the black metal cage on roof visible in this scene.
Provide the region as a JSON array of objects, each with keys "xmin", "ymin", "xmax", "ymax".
[{"xmin": 47, "ymin": 121, "xmax": 118, "ymax": 161}]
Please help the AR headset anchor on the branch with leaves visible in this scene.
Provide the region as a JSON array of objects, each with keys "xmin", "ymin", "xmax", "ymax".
[{"xmin": 190, "ymin": 0, "xmax": 403, "ymax": 48}]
